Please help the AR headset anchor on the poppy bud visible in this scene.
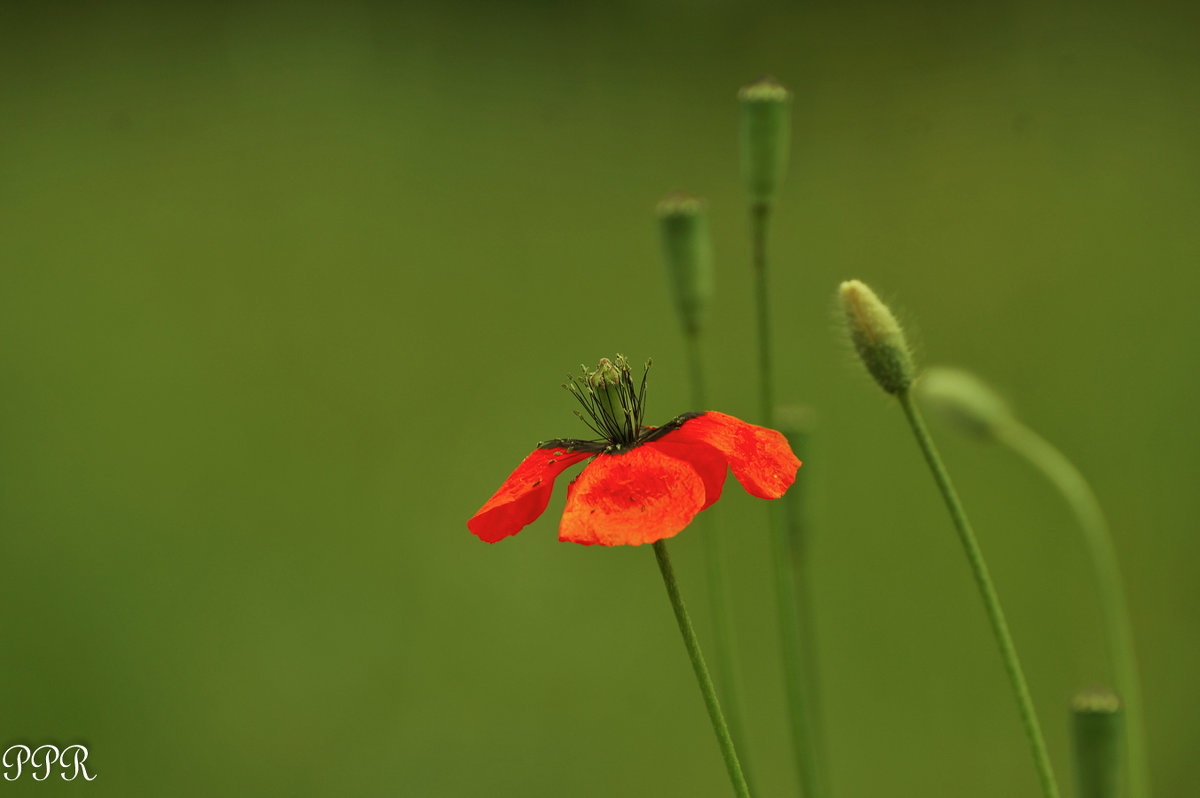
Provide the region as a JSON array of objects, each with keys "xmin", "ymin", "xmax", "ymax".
[
  {"xmin": 738, "ymin": 76, "xmax": 792, "ymax": 205},
  {"xmin": 1070, "ymin": 688, "xmax": 1123, "ymax": 798},
  {"xmin": 656, "ymin": 192, "xmax": 714, "ymax": 336},
  {"xmin": 916, "ymin": 367, "xmax": 1014, "ymax": 440},
  {"xmin": 839, "ymin": 279, "xmax": 914, "ymax": 395}
]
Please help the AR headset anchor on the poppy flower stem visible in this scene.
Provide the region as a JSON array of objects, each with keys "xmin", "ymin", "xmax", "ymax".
[
  {"xmin": 751, "ymin": 202, "xmax": 825, "ymax": 798},
  {"xmin": 750, "ymin": 201, "xmax": 775, "ymax": 427},
  {"xmin": 683, "ymin": 332, "xmax": 707, "ymax": 409},
  {"xmin": 652, "ymin": 539, "xmax": 751, "ymax": 798},
  {"xmin": 778, "ymin": 409, "xmax": 828, "ymax": 792},
  {"xmin": 684, "ymin": 333, "xmax": 756, "ymax": 794},
  {"xmin": 766, "ymin": 499, "xmax": 825, "ymax": 798},
  {"xmin": 896, "ymin": 389, "xmax": 1061, "ymax": 798},
  {"xmin": 993, "ymin": 420, "xmax": 1148, "ymax": 798}
]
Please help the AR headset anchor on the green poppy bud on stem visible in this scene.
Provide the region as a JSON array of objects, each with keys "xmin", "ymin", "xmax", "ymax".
[
  {"xmin": 657, "ymin": 192, "xmax": 714, "ymax": 337},
  {"xmin": 738, "ymin": 76, "xmax": 792, "ymax": 206},
  {"xmin": 839, "ymin": 279, "xmax": 914, "ymax": 395},
  {"xmin": 916, "ymin": 367, "xmax": 1014, "ymax": 440},
  {"xmin": 1070, "ymin": 688, "xmax": 1123, "ymax": 798}
]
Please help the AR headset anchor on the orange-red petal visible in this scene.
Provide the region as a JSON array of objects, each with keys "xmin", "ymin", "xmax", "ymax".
[
  {"xmin": 558, "ymin": 446, "xmax": 708, "ymax": 546},
  {"xmin": 660, "ymin": 411, "xmax": 801, "ymax": 499},
  {"xmin": 468, "ymin": 446, "xmax": 591, "ymax": 543},
  {"xmin": 643, "ymin": 438, "xmax": 728, "ymax": 510}
]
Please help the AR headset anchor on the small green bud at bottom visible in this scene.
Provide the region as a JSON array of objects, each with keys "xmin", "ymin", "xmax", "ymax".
[
  {"xmin": 839, "ymin": 279, "xmax": 914, "ymax": 395},
  {"xmin": 1071, "ymin": 688, "xmax": 1123, "ymax": 798}
]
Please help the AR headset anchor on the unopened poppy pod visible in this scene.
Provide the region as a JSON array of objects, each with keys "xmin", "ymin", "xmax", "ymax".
[{"xmin": 468, "ymin": 356, "xmax": 802, "ymax": 546}]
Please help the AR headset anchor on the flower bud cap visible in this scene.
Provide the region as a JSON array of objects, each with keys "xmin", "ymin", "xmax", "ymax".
[
  {"xmin": 738, "ymin": 76, "xmax": 792, "ymax": 204},
  {"xmin": 656, "ymin": 192, "xmax": 714, "ymax": 336}
]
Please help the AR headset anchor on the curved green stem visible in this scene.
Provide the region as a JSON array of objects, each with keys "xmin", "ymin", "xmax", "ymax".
[
  {"xmin": 653, "ymin": 540, "xmax": 751, "ymax": 798},
  {"xmin": 683, "ymin": 332, "xmax": 756, "ymax": 795},
  {"xmin": 996, "ymin": 420, "xmax": 1149, "ymax": 798},
  {"xmin": 897, "ymin": 390, "xmax": 1061, "ymax": 798}
]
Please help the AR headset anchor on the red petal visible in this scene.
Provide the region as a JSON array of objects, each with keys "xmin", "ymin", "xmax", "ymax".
[
  {"xmin": 643, "ymin": 438, "xmax": 727, "ymax": 510},
  {"xmin": 660, "ymin": 411, "xmax": 801, "ymax": 499},
  {"xmin": 558, "ymin": 446, "xmax": 707, "ymax": 546},
  {"xmin": 468, "ymin": 447, "xmax": 591, "ymax": 543}
]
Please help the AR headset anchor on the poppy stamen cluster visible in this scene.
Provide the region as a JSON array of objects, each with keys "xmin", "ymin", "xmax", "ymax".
[{"xmin": 563, "ymin": 355, "xmax": 649, "ymax": 449}]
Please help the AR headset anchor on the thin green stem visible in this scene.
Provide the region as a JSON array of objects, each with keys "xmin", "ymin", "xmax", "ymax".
[
  {"xmin": 684, "ymin": 332, "xmax": 756, "ymax": 795},
  {"xmin": 780, "ymin": 420, "xmax": 827, "ymax": 790},
  {"xmin": 897, "ymin": 390, "xmax": 1061, "ymax": 798},
  {"xmin": 750, "ymin": 201, "xmax": 774, "ymax": 427},
  {"xmin": 769, "ymin": 502, "xmax": 825, "ymax": 798},
  {"xmin": 996, "ymin": 420, "xmax": 1149, "ymax": 798},
  {"xmin": 749, "ymin": 200, "xmax": 823, "ymax": 798},
  {"xmin": 684, "ymin": 333, "xmax": 708, "ymax": 409},
  {"xmin": 653, "ymin": 540, "xmax": 751, "ymax": 798}
]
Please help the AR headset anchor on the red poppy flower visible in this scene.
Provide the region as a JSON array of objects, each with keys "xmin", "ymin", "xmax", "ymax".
[{"xmin": 468, "ymin": 356, "xmax": 801, "ymax": 546}]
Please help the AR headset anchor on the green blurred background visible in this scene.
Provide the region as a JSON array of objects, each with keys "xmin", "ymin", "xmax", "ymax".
[{"xmin": 1, "ymin": 0, "xmax": 1197, "ymax": 795}]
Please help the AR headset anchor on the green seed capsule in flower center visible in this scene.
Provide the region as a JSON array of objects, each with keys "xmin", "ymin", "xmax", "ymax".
[
  {"xmin": 589, "ymin": 358, "xmax": 629, "ymax": 441},
  {"xmin": 564, "ymin": 355, "xmax": 651, "ymax": 448}
]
